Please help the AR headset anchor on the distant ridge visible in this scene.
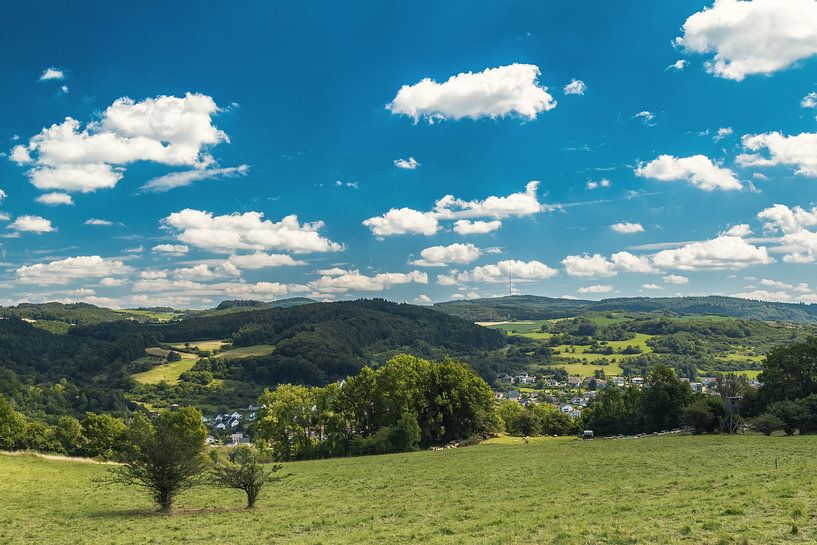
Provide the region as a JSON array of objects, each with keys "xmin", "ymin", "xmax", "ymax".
[{"xmin": 434, "ymin": 295, "xmax": 817, "ymax": 323}]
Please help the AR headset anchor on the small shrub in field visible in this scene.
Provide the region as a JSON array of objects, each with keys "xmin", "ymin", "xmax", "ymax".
[
  {"xmin": 750, "ymin": 414, "xmax": 784, "ymax": 436},
  {"xmin": 210, "ymin": 445, "xmax": 283, "ymax": 508}
]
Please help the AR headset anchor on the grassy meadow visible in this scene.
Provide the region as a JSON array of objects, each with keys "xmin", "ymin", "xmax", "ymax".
[
  {"xmin": 214, "ymin": 344, "xmax": 275, "ymax": 359},
  {"xmin": 131, "ymin": 351, "xmax": 199, "ymax": 385},
  {"xmin": 169, "ymin": 340, "xmax": 227, "ymax": 352},
  {"xmin": 3, "ymin": 435, "xmax": 817, "ymax": 544}
]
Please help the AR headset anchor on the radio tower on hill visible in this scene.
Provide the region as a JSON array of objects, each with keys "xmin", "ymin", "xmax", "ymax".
[{"xmin": 508, "ymin": 262, "xmax": 513, "ymax": 297}]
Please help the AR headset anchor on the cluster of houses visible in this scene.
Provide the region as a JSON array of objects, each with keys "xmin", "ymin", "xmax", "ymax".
[
  {"xmin": 495, "ymin": 372, "xmax": 762, "ymax": 419},
  {"xmin": 201, "ymin": 404, "xmax": 262, "ymax": 446}
]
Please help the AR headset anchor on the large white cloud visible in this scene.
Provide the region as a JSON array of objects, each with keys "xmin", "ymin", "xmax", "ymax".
[
  {"xmin": 635, "ymin": 154, "xmax": 742, "ymax": 191},
  {"xmin": 16, "ymin": 256, "xmax": 131, "ymax": 285},
  {"xmin": 387, "ymin": 64, "xmax": 556, "ymax": 123},
  {"xmin": 561, "ymin": 251, "xmax": 653, "ymax": 277},
  {"xmin": 453, "ymin": 219, "xmax": 502, "ymax": 235},
  {"xmin": 11, "ymin": 93, "xmax": 229, "ymax": 193},
  {"xmin": 677, "ymin": 0, "xmax": 817, "ymax": 81},
  {"xmin": 171, "ymin": 262, "xmax": 241, "ymax": 281},
  {"xmin": 363, "ymin": 182, "xmax": 547, "ymax": 237},
  {"xmin": 162, "ymin": 209, "xmax": 342, "ymax": 254},
  {"xmin": 757, "ymin": 203, "xmax": 817, "ymax": 234},
  {"xmin": 758, "ymin": 203, "xmax": 817, "ymax": 262},
  {"xmin": 8, "ymin": 215, "xmax": 55, "ymax": 233},
  {"xmin": 411, "ymin": 243, "xmax": 482, "ymax": 267},
  {"xmin": 652, "ymin": 235, "xmax": 773, "ymax": 270},
  {"xmin": 307, "ymin": 269, "xmax": 428, "ymax": 294},
  {"xmin": 738, "ymin": 132, "xmax": 817, "ymax": 176},
  {"xmin": 458, "ymin": 259, "xmax": 559, "ymax": 284},
  {"xmin": 363, "ymin": 208, "xmax": 439, "ymax": 237}
]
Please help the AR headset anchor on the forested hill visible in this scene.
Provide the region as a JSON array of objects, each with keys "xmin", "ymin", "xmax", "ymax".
[
  {"xmin": 1, "ymin": 299, "xmax": 505, "ymax": 416},
  {"xmin": 434, "ymin": 295, "xmax": 817, "ymax": 323},
  {"xmin": 76, "ymin": 299, "xmax": 504, "ymax": 387}
]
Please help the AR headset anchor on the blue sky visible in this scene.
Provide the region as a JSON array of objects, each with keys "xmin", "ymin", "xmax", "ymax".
[{"xmin": 3, "ymin": 0, "xmax": 817, "ymax": 308}]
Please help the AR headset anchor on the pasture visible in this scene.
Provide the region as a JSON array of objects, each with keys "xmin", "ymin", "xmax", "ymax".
[
  {"xmin": 169, "ymin": 340, "xmax": 227, "ymax": 352},
  {"xmin": 131, "ymin": 351, "xmax": 199, "ymax": 385},
  {"xmin": 214, "ymin": 344, "xmax": 276, "ymax": 359},
  {"xmin": 2, "ymin": 435, "xmax": 817, "ymax": 544}
]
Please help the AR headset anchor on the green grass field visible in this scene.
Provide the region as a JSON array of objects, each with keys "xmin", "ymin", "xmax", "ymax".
[
  {"xmin": 3, "ymin": 435, "xmax": 817, "ymax": 544},
  {"xmin": 214, "ymin": 344, "xmax": 276, "ymax": 359},
  {"xmin": 169, "ymin": 340, "xmax": 226, "ymax": 352},
  {"xmin": 131, "ymin": 352, "xmax": 199, "ymax": 385}
]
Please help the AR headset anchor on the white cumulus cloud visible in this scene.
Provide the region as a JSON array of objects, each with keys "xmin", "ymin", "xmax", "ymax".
[
  {"xmin": 35, "ymin": 192, "xmax": 73, "ymax": 206},
  {"xmin": 394, "ymin": 157, "xmax": 420, "ymax": 170},
  {"xmin": 364, "ymin": 182, "xmax": 547, "ymax": 237},
  {"xmin": 11, "ymin": 93, "xmax": 229, "ymax": 193},
  {"xmin": 563, "ymin": 79, "xmax": 587, "ymax": 95},
  {"xmin": 411, "ymin": 243, "xmax": 482, "ymax": 267},
  {"xmin": 39, "ymin": 67, "xmax": 65, "ymax": 81},
  {"xmin": 452, "ymin": 219, "xmax": 502, "ymax": 235},
  {"xmin": 578, "ymin": 284, "xmax": 614, "ymax": 294},
  {"xmin": 8, "ymin": 215, "xmax": 55, "ymax": 233},
  {"xmin": 16, "ymin": 255, "xmax": 131, "ymax": 285},
  {"xmin": 652, "ymin": 235, "xmax": 773, "ymax": 270},
  {"xmin": 676, "ymin": 0, "xmax": 817, "ymax": 81},
  {"xmin": 162, "ymin": 209, "xmax": 342, "ymax": 254},
  {"xmin": 458, "ymin": 259, "xmax": 558, "ymax": 284},
  {"xmin": 636, "ymin": 154, "xmax": 742, "ymax": 191},
  {"xmin": 738, "ymin": 131, "xmax": 817, "ymax": 176},
  {"xmin": 611, "ymin": 222, "xmax": 644, "ymax": 234},
  {"xmin": 387, "ymin": 63, "xmax": 556, "ymax": 123}
]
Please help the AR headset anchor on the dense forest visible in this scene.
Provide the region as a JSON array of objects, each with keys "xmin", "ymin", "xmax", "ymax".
[
  {"xmin": 0, "ymin": 300, "xmax": 506, "ymax": 418},
  {"xmin": 435, "ymin": 295, "xmax": 817, "ymax": 323}
]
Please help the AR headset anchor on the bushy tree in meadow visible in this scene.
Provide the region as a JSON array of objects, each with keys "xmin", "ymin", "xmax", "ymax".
[
  {"xmin": 0, "ymin": 395, "xmax": 26, "ymax": 450},
  {"xmin": 750, "ymin": 413, "xmax": 784, "ymax": 436},
  {"xmin": 767, "ymin": 400, "xmax": 803, "ymax": 435},
  {"xmin": 81, "ymin": 412, "xmax": 126, "ymax": 459},
  {"xmin": 110, "ymin": 407, "xmax": 207, "ymax": 512},
  {"xmin": 256, "ymin": 355, "xmax": 498, "ymax": 460},
  {"xmin": 641, "ymin": 365, "xmax": 691, "ymax": 432},
  {"xmin": 210, "ymin": 445, "xmax": 283, "ymax": 508},
  {"xmin": 759, "ymin": 337, "xmax": 817, "ymax": 404},
  {"xmin": 582, "ymin": 386, "xmax": 643, "ymax": 435},
  {"xmin": 681, "ymin": 396, "xmax": 724, "ymax": 434},
  {"xmin": 256, "ymin": 384, "xmax": 319, "ymax": 460},
  {"xmin": 53, "ymin": 416, "xmax": 83, "ymax": 455}
]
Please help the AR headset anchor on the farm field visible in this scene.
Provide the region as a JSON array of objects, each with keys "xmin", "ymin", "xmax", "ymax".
[
  {"xmin": 169, "ymin": 340, "xmax": 226, "ymax": 352},
  {"xmin": 131, "ymin": 350, "xmax": 199, "ymax": 385},
  {"xmin": 3, "ymin": 435, "xmax": 817, "ymax": 544},
  {"xmin": 214, "ymin": 344, "xmax": 276, "ymax": 359}
]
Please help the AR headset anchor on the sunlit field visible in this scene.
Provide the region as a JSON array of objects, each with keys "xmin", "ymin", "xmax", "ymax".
[{"xmin": 3, "ymin": 435, "xmax": 816, "ymax": 544}]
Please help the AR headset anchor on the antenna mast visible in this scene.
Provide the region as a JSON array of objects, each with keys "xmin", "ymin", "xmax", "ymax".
[{"xmin": 508, "ymin": 262, "xmax": 513, "ymax": 297}]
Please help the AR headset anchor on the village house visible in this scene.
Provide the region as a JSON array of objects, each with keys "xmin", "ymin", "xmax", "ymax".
[{"xmin": 514, "ymin": 373, "xmax": 536, "ymax": 385}]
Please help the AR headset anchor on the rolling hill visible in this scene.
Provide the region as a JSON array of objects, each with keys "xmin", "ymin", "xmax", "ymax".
[{"xmin": 434, "ymin": 295, "xmax": 817, "ymax": 323}]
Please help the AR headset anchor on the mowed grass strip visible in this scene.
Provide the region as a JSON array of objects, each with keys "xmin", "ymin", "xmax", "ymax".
[{"xmin": 2, "ymin": 435, "xmax": 816, "ymax": 544}]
